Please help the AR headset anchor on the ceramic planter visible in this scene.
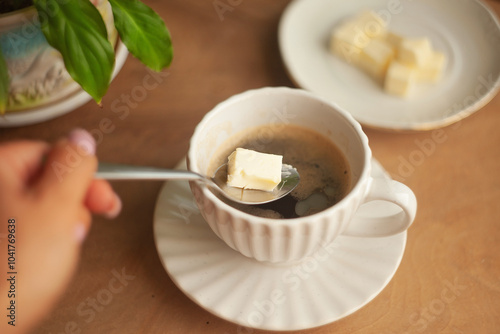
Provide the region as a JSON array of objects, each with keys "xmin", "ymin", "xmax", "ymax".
[{"xmin": 0, "ymin": 0, "xmax": 126, "ymax": 126}]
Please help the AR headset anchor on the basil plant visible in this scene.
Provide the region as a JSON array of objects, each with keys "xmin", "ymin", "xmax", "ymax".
[{"xmin": 0, "ymin": 0, "xmax": 173, "ymax": 113}]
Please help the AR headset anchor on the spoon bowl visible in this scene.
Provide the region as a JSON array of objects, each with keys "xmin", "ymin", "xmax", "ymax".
[{"xmin": 96, "ymin": 162, "xmax": 300, "ymax": 205}]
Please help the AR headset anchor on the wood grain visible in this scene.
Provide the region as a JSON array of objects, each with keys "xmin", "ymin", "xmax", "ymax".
[{"xmin": 0, "ymin": 1, "xmax": 499, "ymax": 333}]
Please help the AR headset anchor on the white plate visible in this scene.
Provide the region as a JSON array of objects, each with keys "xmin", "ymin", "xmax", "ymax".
[
  {"xmin": 279, "ymin": 0, "xmax": 500, "ymax": 131},
  {"xmin": 153, "ymin": 159, "xmax": 407, "ymax": 331},
  {"xmin": 0, "ymin": 41, "xmax": 128, "ymax": 128}
]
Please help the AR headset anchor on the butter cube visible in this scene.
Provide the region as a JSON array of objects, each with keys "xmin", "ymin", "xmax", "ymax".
[
  {"xmin": 383, "ymin": 31, "xmax": 404, "ymax": 49},
  {"xmin": 415, "ymin": 51, "xmax": 446, "ymax": 83},
  {"xmin": 330, "ymin": 22, "xmax": 368, "ymax": 64},
  {"xmin": 227, "ymin": 148, "xmax": 283, "ymax": 191},
  {"xmin": 330, "ymin": 11, "xmax": 386, "ymax": 64},
  {"xmin": 359, "ymin": 39, "xmax": 395, "ymax": 79},
  {"xmin": 352, "ymin": 10, "xmax": 387, "ymax": 39},
  {"xmin": 384, "ymin": 61, "xmax": 416, "ymax": 97},
  {"xmin": 398, "ymin": 37, "xmax": 433, "ymax": 67}
]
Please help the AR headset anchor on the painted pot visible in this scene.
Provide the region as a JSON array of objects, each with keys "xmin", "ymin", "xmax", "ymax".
[{"xmin": 0, "ymin": 0, "xmax": 118, "ymax": 114}]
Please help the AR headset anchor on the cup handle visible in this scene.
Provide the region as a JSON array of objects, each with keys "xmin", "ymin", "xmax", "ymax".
[{"xmin": 342, "ymin": 177, "xmax": 417, "ymax": 237}]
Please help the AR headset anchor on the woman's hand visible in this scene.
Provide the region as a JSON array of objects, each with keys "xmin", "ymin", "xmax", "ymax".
[{"xmin": 0, "ymin": 129, "xmax": 121, "ymax": 333}]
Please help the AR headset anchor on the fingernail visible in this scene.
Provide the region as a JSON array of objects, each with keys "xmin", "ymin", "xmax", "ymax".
[
  {"xmin": 68, "ymin": 128, "xmax": 96, "ymax": 155},
  {"xmin": 105, "ymin": 193, "xmax": 122, "ymax": 219},
  {"xmin": 75, "ymin": 223, "xmax": 88, "ymax": 243}
]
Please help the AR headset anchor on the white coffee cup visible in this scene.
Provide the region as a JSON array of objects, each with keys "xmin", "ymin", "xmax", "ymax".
[{"xmin": 187, "ymin": 87, "xmax": 416, "ymax": 263}]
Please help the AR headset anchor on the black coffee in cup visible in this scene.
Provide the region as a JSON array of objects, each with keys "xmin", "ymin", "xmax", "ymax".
[{"xmin": 208, "ymin": 124, "xmax": 351, "ymax": 219}]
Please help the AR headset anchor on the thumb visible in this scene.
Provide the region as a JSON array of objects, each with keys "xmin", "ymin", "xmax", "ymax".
[{"xmin": 36, "ymin": 129, "xmax": 97, "ymax": 203}]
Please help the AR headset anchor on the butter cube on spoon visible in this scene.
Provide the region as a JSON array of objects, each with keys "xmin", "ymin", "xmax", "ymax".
[{"xmin": 227, "ymin": 148, "xmax": 283, "ymax": 192}]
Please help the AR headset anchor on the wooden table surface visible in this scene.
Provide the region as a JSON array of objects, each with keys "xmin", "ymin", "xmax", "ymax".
[{"xmin": 1, "ymin": 0, "xmax": 499, "ymax": 333}]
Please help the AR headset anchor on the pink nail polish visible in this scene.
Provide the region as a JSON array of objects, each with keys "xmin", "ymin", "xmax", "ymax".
[
  {"xmin": 105, "ymin": 194, "xmax": 122, "ymax": 219},
  {"xmin": 75, "ymin": 223, "xmax": 88, "ymax": 243},
  {"xmin": 68, "ymin": 128, "xmax": 96, "ymax": 155}
]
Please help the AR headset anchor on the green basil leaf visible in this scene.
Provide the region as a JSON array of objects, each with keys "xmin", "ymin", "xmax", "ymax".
[
  {"xmin": 0, "ymin": 48, "xmax": 8, "ymax": 114},
  {"xmin": 33, "ymin": 0, "xmax": 115, "ymax": 103},
  {"xmin": 108, "ymin": 0, "xmax": 172, "ymax": 71}
]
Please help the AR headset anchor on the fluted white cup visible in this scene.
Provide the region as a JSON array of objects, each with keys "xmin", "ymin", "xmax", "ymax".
[{"xmin": 187, "ymin": 87, "xmax": 416, "ymax": 263}]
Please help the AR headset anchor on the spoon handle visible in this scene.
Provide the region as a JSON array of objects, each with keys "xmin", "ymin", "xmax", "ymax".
[{"xmin": 96, "ymin": 162, "xmax": 203, "ymax": 181}]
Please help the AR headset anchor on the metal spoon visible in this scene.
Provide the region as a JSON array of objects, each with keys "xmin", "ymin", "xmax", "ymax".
[{"xmin": 96, "ymin": 162, "xmax": 300, "ymax": 205}]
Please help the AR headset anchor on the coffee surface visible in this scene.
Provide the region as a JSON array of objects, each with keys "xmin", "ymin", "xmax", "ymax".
[{"xmin": 208, "ymin": 124, "xmax": 351, "ymax": 219}]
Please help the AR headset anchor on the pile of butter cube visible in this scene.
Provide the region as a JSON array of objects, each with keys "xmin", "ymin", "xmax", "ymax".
[{"xmin": 330, "ymin": 10, "xmax": 446, "ymax": 97}]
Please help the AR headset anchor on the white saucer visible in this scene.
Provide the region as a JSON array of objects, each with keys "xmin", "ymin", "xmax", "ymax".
[
  {"xmin": 153, "ymin": 159, "xmax": 407, "ymax": 331},
  {"xmin": 0, "ymin": 41, "xmax": 128, "ymax": 127},
  {"xmin": 278, "ymin": 0, "xmax": 500, "ymax": 131}
]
